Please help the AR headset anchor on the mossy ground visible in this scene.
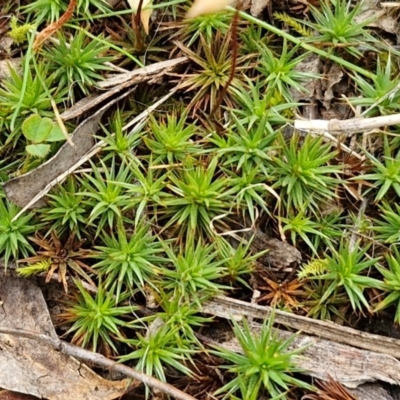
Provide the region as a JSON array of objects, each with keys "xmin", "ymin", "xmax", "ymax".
[{"xmin": 1, "ymin": 0, "xmax": 400, "ymax": 398}]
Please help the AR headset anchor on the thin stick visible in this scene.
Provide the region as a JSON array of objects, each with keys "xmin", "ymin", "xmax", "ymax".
[
  {"xmin": 380, "ymin": 2, "xmax": 400, "ymax": 7},
  {"xmin": 295, "ymin": 113, "xmax": 400, "ymax": 134},
  {"xmin": 0, "ymin": 327, "xmax": 197, "ymax": 400}
]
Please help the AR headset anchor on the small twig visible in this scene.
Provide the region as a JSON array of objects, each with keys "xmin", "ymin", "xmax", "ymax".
[
  {"xmin": 98, "ymin": 57, "xmax": 188, "ymax": 89},
  {"xmin": 0, "ymin": 327, "xmax": 197, "ymax": 400},
  {"xmin": 295, "ymin": 113, "xmax": 400, "ymax": 134},
  {"xmin": 380, "ymin": 2, "xmax": 400, "ymax": 7}
]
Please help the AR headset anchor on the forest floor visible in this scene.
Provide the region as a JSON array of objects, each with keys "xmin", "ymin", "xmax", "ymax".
[{"xmin": 1, "ymin": 0, "xmax": 400, "ymax": 399}]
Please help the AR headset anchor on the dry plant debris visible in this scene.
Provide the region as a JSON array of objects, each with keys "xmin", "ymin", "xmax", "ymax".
[
  {"xmin": 18, "ymin": 231, "xmax": 96, "ymax": 293},
  {"xmin": 0, "ymin": 271, "xmax": 132, "ymax": 400}
]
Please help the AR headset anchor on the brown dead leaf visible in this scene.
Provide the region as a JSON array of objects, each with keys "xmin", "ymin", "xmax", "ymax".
[
  {"xmin": 322, "ymin": 62, "xmax": 344, "ymax": 110},
  {"xmin": 0, "ymin": 271, "xmax": 130, "ymax": 400},
  {"xmin": 0, "ymin": 58, "xmax": 21, "ymax": 80},
  {"xmin": 250, "ymin": 0, "xmax": 270, "ymax": 17},
  {"xmin": 239, "ymin": 228, "xmax": 302, "ymax": 272},
  {"xmin": 302, "ymin": 377, "xmax": 358, "ymax": 399},
  {"xmin": 290, "ymin": 53, "xmax": 322, "ymax": 102}
]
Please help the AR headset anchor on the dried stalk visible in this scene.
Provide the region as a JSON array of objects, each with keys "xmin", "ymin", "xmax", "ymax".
[{"xmin": 295, "ymin": 113, "xmax": 400, "ymax": 134}]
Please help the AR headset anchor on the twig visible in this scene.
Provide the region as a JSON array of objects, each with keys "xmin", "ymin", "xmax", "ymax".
[
  {"xmin": 61, "ymin": 58, "xmax": 187, "ymax": 120},
  {"xmin": 98, "ymin": 57, "xmax": 188, "ymax": 89},
  {"xmin": 0, "ymin": 327, "xmax": 196, "ymax": 400},
  {"xmin": 380, "ymin": 2, "xmax": 400, "ymax": 7},
  {"xmin": 295, "ymin": 113, "xmax": 400, "ymax": 134}
]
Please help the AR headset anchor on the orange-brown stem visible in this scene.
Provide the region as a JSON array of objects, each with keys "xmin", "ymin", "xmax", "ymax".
[{"xmin": 34, "ymin": 0, "xmax": 77, "ymax": 51}]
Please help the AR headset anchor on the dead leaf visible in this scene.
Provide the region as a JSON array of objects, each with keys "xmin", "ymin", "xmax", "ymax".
[
  {"xmin": 0, "ymin": 37, "xmax": 13, "ymax": 58},
  {"xmin": 322, "ymin": 62, "xmax": 344, "ymax": 110},
  {"xmin": 237, "ymin": 228, "xmax": 302, "ymax": 272},
  {"xmin": 0, "ymin": 271, "xmax": 129, "ymax": 400},
  {"xmin": 186, "ymin": 0, "xmax": 235, "ymax": 18},
  {"xmin": 355, "ymin": 0, "xmax": 399, "ymax": 35},
  {"xmin": 289, "ymin": 53, "xmax": 322, "ymax": 102},
  {"xmin": 0, "ymin": 58, "xmax": 21, "ymax": 80},
  {"xmin": 250, "ymin": 0, "xmax": 270, "ymax": 17}
]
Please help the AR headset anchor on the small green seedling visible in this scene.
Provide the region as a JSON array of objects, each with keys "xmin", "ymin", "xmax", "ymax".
[{"xmin": 22, "ymin": 114, "xmax": 66, "ymax": 158}]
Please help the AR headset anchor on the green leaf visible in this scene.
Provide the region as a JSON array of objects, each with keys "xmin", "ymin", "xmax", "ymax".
[
  {"xmin": 22, "ymin": 114, "xmax": 53, "ymax": 143},
  {"xmin": 46, "ymin": 124, "xmax": 66, "ymax": 142},
  {"xmin": 26, "ymin": 144, "xmax": 50, "ymax": 158}
]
